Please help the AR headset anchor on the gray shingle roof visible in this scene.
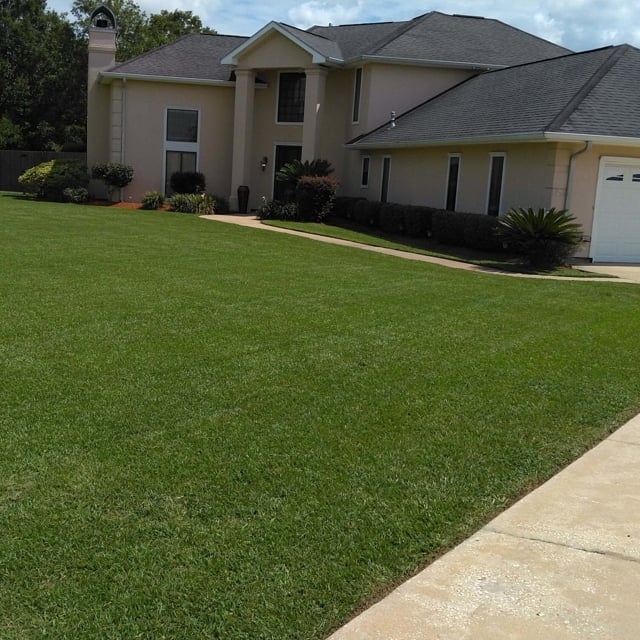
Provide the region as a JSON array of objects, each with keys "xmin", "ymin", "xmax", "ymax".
[
  {"xmin": 348, "ymin": 45, "xmax": 640, "ymax": 147},
  {"xmin": 276, "ymin": 23, "xmax": 343, "ymax": 61},
  {"xmin": 110, "ymin": 33, "xmax": 248, "ymax": 81},
  {"xmin": 309, "ymin": 12, "xmax": 569, "ymax": 66}
]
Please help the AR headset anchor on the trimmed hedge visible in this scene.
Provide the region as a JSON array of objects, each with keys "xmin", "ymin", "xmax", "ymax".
[
  {"xmin": 18, "ymin": 160, "xmax": 89, "ymax": 201},
  {"xmin": 432, "ymin": 210, "xmax": 503, "ymax": 251},
  {"xmin": 332, "ymin": 196, "xmax": 365, "ymax": 220},
  {"xmin": 353, "ymin": 199, "xmax": 383, "ymax": 227},
  {"xmin": 295, "ymin": 176, "xmax": 338, "ymax": 222}
]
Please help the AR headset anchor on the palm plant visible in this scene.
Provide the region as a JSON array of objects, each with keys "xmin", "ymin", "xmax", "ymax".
[
  {"xmin": 275, "ymin": 158, "xmax": 333, "ymax": 185},
  {"xmin": 497, "ymin": 207, "xmax": 583, "ymax": 268}
]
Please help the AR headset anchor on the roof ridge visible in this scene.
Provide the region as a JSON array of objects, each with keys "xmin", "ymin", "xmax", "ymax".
[
  {"xmin": 367, "ymin": 11, "xmax": 436, "ymax": 55},
  {"xmin": 279, "ymin": 21, "xmax": 332, "ymax": 42},
  {"xmin": 547, "ymin": 45, "xmax": 628, "ymax": 130}
]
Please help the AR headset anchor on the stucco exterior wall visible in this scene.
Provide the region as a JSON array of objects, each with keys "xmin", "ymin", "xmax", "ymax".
[
  {"xmin": 361, "ymin": 64, "xmax": 474, "ymax": 132},
  {"xmin": 118, "ymin": 81, "xmax": 235, "ymax": 202},
  {"xmin": 236, "ymin": 32, "xmax": 313, "ymax": 69}
]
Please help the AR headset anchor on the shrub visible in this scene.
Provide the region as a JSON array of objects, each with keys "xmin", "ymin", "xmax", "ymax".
[
  {"xmin": 18, "ymin": 160, "xmax": 89, "ymax": 201},
  {"xmin": 463, "ymin": 214, "xmax": 503, "ymax": 251},
  {"xmin": 353, "ymin": 199, "xmax": 383, "ymax": 227},
  {"xmin": 212, "ymin": 194, "xmax": 229, "ymax": 213},
  {"xmin": 403, "ymin": 205, "xmax": 434, "ymax": 238},
  {"xmin": 379, "ymin": 203, "xmax": 406, "ymax": 234},
  {"xmin": 170, "ymin": 171, "xmax": 206, "ymax": 194},
  {"xmin": 275, "ymin": 158, "xmax": 334, "ymax": 203},
  {"xmin": 62, "ymin": 187, "xmax": 89, "ymax": 204},
  {"xmin": 92, "ymin": 162, "xmax": 134, "ymax": 198},
  {"xmin": 141, "ymin": 191, "xmax": 165, "ymax": 210},
  {"xmin": 496, "ymin": 207, "xmax": 583, "ymax": 268},
  {"xmin": 333, "ymin": 196, "xmax": 365, "ymax": 220},
  {"xmin": 295, "ymin": 176, "xmax": 339, "ymax": 222},
  {"xmin": 168, "ymin": 193, "xmax": 215, "ymax": 214},
  {"xmin": 432, "ymin": 209, "xmax": 467, "ymax": 246},
  {"xmin": 256, "ymin": 198, "xmax": 298, "ymax": 220}
]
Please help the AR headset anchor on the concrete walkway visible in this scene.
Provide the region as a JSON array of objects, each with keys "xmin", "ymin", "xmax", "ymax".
[
  {"xmin": 203, "ymin": 215, "xmax": 639, "ymax": 283},
  {"xmin": 329, "ymin": 414, "xmax": 640, "ymax": 640}
]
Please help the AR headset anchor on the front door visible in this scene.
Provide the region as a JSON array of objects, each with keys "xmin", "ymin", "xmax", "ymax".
[{"xmin": 273, "ymin": 145, "xmax": 302, "ymax": 201}]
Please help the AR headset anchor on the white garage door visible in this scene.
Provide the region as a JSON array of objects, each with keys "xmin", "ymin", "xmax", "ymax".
[{"xmin": 591, "ymin": 157, "xmax": 640, "ymax": 263}]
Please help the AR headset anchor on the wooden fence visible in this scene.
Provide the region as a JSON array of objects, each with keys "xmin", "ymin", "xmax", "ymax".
[{"xmin": 0, "ymin": 150, "xmax": 87, "ymax": 192}]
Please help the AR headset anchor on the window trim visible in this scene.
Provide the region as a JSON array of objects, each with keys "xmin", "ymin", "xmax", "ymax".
[
  {"xmin": 276, "ymin": 71, "xmax": 306, "ymax": 124},
  {"xmin": 381, "ymin": 156, "xmax": 391, "ymax": 203},
  {"xmin": 360, "ymin": 155, "xmax": 370, "ymax": 188},
  {"xmin": 445, "ymin": 153, "xmax": 461, "ymax": 211},
  {"xmin": 164, "ymin": 107, "xmax": 200, "ymax": 194},
  {"xmin": 486, "ymin": 152, "xmax": 506, "ymax": 216},
  {"xmin": 352, "ymin": 67, "xmax": 363, "ymax": 124}
]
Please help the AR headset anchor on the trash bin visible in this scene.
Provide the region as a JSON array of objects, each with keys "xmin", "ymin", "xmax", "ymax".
[{"xmin": 237, "ymin": 185, "xmax": 250, "ymax": 213}]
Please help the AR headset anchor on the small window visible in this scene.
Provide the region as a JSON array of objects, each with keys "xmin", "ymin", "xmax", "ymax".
[
  {"xmin": 361, "ymin": 156, "xmax": 370, "ymax": 188},
  {"xmin": 632, "ymin": 173, "xmax": 640, "ymax": 183},
  {"xmin": 606, "ymin": 174, "xmax": 624, "ymax": 182},
  {"xmin": 167, "ymin": 109, "xmax": 198, "ymax": 143},
  {"xmin": 446, "ymin": 154, "xmax": 460, "ymax": 211},
  {"xmin": 381, "ymin": 156, "xmax": 391, "ymax": 203},
  {"xmin": 277, "ymin": 72, "xmax": 306, "ymax": 123},
  {"xmin": 352, "ymin": 68, "xmax": 363, "ymax": 123},
  {"xmin": 487, "ymin": 154, "xmax": 505, "ymax": 216}
]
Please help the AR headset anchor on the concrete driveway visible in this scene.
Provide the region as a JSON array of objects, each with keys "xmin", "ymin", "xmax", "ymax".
[{"xmin": 576, "ymin": 265, "xmax": 640, "ymax": 282}]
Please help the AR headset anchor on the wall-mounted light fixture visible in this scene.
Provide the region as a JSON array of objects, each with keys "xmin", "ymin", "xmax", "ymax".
[{"xmin": 260, "ymin": 156, "xmax": 268, "ymax": 171}]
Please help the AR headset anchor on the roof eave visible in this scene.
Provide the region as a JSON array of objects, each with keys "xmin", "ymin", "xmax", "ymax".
[
  {"xmin": 354, "ymin": 54, "xmax": 505, "ymax": 71},
  {"xmin": 99, "ymin": 71, "xmax": 244, "ymax": 87},
  {"xmin": 347, "ymin": 130, "xmax": 640, "ymax": 150}
]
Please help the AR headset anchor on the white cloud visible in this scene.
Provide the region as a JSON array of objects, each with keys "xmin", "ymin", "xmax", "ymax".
[{"xmin": 288, "ymin": 1, "xmax": 364, "ymax": 28}]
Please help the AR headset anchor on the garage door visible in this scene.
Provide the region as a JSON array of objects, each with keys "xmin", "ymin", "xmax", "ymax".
[{"xmin": 591, "ymin": 157, "xmax": 640, "ymax": 263}]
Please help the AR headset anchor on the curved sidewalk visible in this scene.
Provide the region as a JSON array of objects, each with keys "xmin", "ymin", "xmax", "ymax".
[
  {"xmin": 203, "ymin": 215, "xmax": 638, "ymax": 283},
  {"xmin": 328, "ymin": 414, "xmax": 640, "ymax": 639}
]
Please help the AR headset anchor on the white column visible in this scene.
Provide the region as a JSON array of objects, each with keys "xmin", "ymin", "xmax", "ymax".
[
  {"xmin": 302, "ymin": 67, "xmax": 328, "ymax": 162},
  {"xmin": 230, "ymin": 68, "xmax": 256, "ymax": 210}
]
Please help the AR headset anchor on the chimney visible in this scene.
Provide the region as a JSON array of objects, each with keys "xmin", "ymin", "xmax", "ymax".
[{"xmin": 87, "ymin": 6, "xmax": 117, "ymax": 184}]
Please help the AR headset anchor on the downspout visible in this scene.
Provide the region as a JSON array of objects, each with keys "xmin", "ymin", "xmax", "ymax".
[
  {"xmin": 121, "ymin": 77, "xmax": 127, "ymax": 165},
  {"xmin": 564, "ymin": 140, "xmax": 591, "ymax": 211}
]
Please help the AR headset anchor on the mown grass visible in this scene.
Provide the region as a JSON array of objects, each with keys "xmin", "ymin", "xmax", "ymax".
[
  {"xmin": 2, "ymin": 193, "xmax": 640, "ymax": 639},
  {"xmin": 262, "ymin": 218, "xmax": 602, "ymax": 277}
]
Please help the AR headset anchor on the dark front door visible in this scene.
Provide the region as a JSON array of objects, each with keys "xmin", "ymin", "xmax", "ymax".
[{"xmin": 273, "ymin": 145, "xmax": 302, "ymax": 201}]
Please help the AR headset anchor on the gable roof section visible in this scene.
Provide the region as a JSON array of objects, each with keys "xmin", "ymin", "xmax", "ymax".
[
  {"xmin": 104, "ymin": 33, "xmax": 248, "ymax": 83},
  {"xmin": 348, "ymin": 45, "xmax": 640, "ymax": 148},
  {"xmin": 310, "ymin": 12, "xmax": 570, "ymax": 67},
  {"xmin": 221, "ymin": 21, "xmax": 343, "ymax": 65}
]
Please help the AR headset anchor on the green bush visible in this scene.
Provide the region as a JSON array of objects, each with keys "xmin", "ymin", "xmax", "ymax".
[
  {"xmin": 353, "ymin": 199, "xmax": 383, "ymax": 227},
  {"xmin": 141, "ymin": 191, "xmax": 165, "ymax": 210},
  {"xmin": 256, "ymin": 198, "xmax": 298, "ymax": 220},
  {"xmin": 332, "ymin": 196, "xmax": 365, "ymax": 220},
  {"xmin": 379, "ymin": 203, "xmax": 405, "ymax": 234},
  {"xmin": 496, "ymin": 207, "xmax": 583, "ymax": 268},
  {"xmin": 403, "ymin": 205, "xmax": 434, "ymax": 238},
  {"xmin": 168, "ymin": 193, "xmax": 215, "ymax": 214},
  {"xmin": 295, "ymin": 176, "xmax": 338, "ymax": 222},
  {"xmin": 170, "ymin": 171, "xmax": 206, "ymax": 194},
  {"xmin": 462, "ymin": 214, "xmax": 503, "ymax": 251},
  {"xmin": 91, "ymin": 163, "xmax": 134, "ymax": 196},
  {"xmin": 18, "ymin": 160, "xmax": 89, "ymax": 201},
  {"xmin": 62, "ymin": 187, "xmax": 89, "ymax": 204}
]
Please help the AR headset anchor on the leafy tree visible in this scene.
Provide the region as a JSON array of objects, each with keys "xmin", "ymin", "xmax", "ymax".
[
  {"xmin": 71, "ymin": 1, "xmax": 216, "ymax": 61},
  {"xmin": 0, "ymin": 0, "xmax": 87, "ymax": 149}
]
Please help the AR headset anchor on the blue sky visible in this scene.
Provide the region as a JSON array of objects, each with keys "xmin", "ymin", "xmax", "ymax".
[{"xmin": 47, "ymin": 0, "xmax": 640, "ymax": 51}]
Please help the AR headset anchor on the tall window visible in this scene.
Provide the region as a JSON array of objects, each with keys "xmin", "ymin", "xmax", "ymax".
[
  {"xmin": 361, "ymin": 156, "xmax": 370, "ymax": 188},
  {"xmin": 487, "ymin": 153, "xmax": 506, "ymax": 216},
  {"xmin": 165, "ymin": 108, "xmax": 199, "ymax": 193},
  {"xmin": 277, "ymin": 72, "xmax": 306, "ymax": 123},
  {"xmin": 381, "ymin": 156, "xmax": 391, "ymax": 203},
  {"xmin": 352, "ymin": 67, "xmax": 363, "ymax": 123},
  {"xmin": 445, "ymin": 154, "xmax": 460, "ymax": 211}
]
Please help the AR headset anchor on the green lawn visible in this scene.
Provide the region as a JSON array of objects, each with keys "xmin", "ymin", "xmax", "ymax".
[
  {"xmin": 263, "ymin": 218, "xmax": 601, "ymax": 276},
  {"xmin": 2, "ymin": 194, "xmax": 640, "ymax": 639}
]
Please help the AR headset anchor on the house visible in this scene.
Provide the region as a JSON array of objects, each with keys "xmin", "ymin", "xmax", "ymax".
[{"xmin": 87, "ymin": 6, "xmax": 640, "ymax": 262}]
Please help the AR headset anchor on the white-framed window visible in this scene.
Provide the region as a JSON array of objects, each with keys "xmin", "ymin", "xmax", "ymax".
[
  {"xmin": 445, "ymin": 153, "xmax": 461, "ymax": 211},
  {"xmin": 360, "ymin": 156, "xmax": 370, "ymax": 188},
  {"xmin": 487, "ymin": 152, "xmax": 506, "ymax": 216},
  {"xmin": 277, "ymin": 72, "xmax": 306, "ymax": 123},
  {"xmin": 352, "ymin": 67, "xmax": 363, "ymax": 124},
  {"xmin": 381, "ymin": 156, "xmax": 391, "ymax": 203},
  {"xmin": 164, "ymin": 108, "xmax": 200, "ymax": 194}
]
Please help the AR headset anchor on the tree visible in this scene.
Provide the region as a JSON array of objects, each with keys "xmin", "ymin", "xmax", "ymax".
[
  {"xmin": 0, "ymin": 0, "xmax": 87, "ymax": 149},
  {"xmin": 71, "ymin": 1, "xmax": 216, "ymax": 61}
]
